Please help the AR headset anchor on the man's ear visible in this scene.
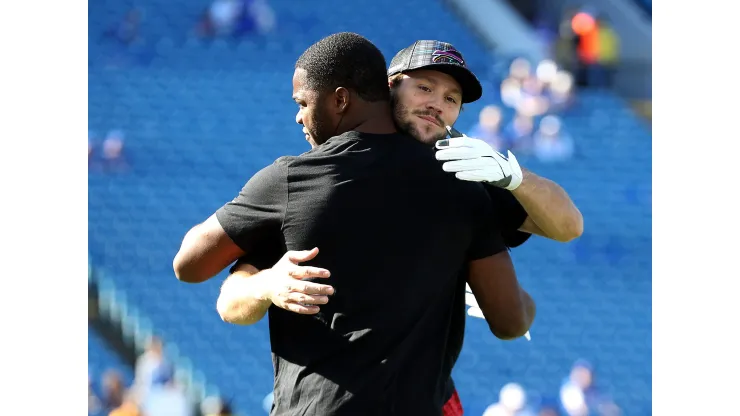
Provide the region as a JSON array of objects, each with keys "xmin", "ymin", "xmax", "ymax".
[{"xmin": 334, "ymin": 87, "xmax": 350, "ymax": 114}]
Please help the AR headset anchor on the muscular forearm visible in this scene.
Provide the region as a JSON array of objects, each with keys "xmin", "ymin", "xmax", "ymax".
[
  {"xmin": 485, "ymin": 287, "xmax": 536, "ymax": 341},
  {"xmin": 173, "ymin": 216, "xmax": 245, "ymax": 283},
  {"xmin": 494, "ymin": 288, "xmax": 536, "ymax": 341},
  {"xmin": 216, "ymin": 265, "xmax": 272, "ymax": 325},
  {"xmin": 511, "ymin": 169, "xmax": 583, "ymax": 242}
]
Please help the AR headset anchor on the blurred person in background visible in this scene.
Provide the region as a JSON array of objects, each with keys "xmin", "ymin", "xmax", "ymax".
[
  {"xmin": 132, "ymin": 336, "xmax": 168, "ymax": 401},
  {"xmin": 571, "ymin": 10, "xmax": 597, "ymax": 86},
  {"xmin": 592, "ymin": 17, "xmax": 620, "ymax": 88},
  {"xmin": 534, "ymin": 59, "xmax": 572, "ymax": 111},
  {"xmin": 570, "ymin": 10, "xmax": 621, "ymax": 88},
  {"xmin": 536, "ymin": 398, "xmax": 561, "ymax": 416},
  {"xmin": 469, "ymin": 105, "xmax": 505, "ymax": 151},
  {"xmin": 546, "ymin": 70, "xmax": 575, "ymax": 112},
  {"xmin": 559, "ymin": 360, "xmax": 620, "ymax": 416},
  {"xmin": 109, "ymin": 393, "xmax": 143, "ymax": 416},
  {"xmin": 89, "ymin": 374, "xmax": 102, "ymax": 415},
  {"xmin": 502, "ymin": 112, "xmax": 535, "ymax": 153},
  {"xmin": 100, "ymin": 370, "xmax": 127, "ymax": 413},
  {"xmin": 102, "ymin": 130, "xmax": 128, "ymax": 172},
  {"xmin": 197, "ymin": 0, "xmax": 242, "ymax": 37},
  {"xmin": 196, "ymin": 0, "xmax": 275, "ymax": 38},
  {"xmin": 554, "ymin": 7, "xmax": 580, "ymax": 75},
  {"xmin": 141, "ymin": 365, "xmax": 192, "ymax": 416},
  {"xmin": 201, "ymin": 396, "xmax": 234, "ymax": 416},
  {"xmin": 533, "ymin": 115, "xmax": 574, "ymax": 162},
  {"xmin": 104, "ymin": 8, "xmax": 143, "ymax": 46},
  {"xmin": 483, "ymin": 383, "xmax": 537, "ymax": 416}
]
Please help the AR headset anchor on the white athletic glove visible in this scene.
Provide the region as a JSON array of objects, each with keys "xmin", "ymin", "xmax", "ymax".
[{"xmin": 435, "ymin": 135, "xmax": 523, "ymax": 191}]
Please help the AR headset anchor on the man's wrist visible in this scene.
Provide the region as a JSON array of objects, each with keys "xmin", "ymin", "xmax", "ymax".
[
  {"xmin": 508, "ymin": 167, "xmax": 530, "ymax": 193},
  {"xmin": 226, "ymin": 269, "xmax": 274, "ymax": 304}
]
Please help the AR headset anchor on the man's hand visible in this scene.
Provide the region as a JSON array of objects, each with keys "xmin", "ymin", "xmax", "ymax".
[
  {"xmin": 260, "ymin": 248, "xmax": 334, "ymax": 314},
  {"xmin": 435, "ymin": 136, "xmax": 523, "ymax": 190}
]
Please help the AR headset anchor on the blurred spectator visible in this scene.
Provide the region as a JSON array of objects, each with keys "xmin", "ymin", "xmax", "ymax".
[
  {"xmin": 101, "ymin": 370, "xmax": 127, "ymax": 412},
  {"xmin": 110, "ymin": 393, "xmax": 143, "ymax": 416},
  {"xmin": 569, "ymin": 11, "xmax": 621, "ymax": 88},
  {"xmin": 202, "ymin": 396, "xmax": 235, "ymax": 416},
  {"xmin": 483, "ymin": 383, "xmax": 536, "ymax": 416},
  {"xmin": 133, "ymin": 336, "xmax": 168, "ymax": 400},
  {"xmin": 499, "ymin": 57, "xmax": 573, "ymax": 130},
  {"xmin": 102, "ymin": 130, "xmax": 128, "ymax": 171},
  {"xmin": 533, "ymin": 115, "xmax": 574, "ymax": 162},
  {"xmin": 501, "ymin": 77, "xmax": 524, "ymax": 109},
  {"xmin": 559, "ymin": 360, "xmax": 621, "ymax": 416},
  {"xmin": 560, "ymin": 384, "xmax": 588, "ymax": 416},
  {"xmin": 141, "ymin": 365, "xmax": 193, "ymax": 416},
  {"xmin": 535, "ymin": 60, "xmax": 558, "ymax": 88},
  {"xmin": 197, "ymin": 0, "xmax": 243, "ymax": 37},
  {"xmin": 546, "ymin": 71, "xmax": 575, "ymax": 112},
  {"xmin": 197, "ymin": 0, "xmax": 275, "ymax": 38},
  {"xmin": 88, "ymin": 374, "xmax": 102, "ymax": 415},
  {"xmin": 553, "ymin": 7, "xmax": 580, "ymax": 74},
  {"xmin": 469, "ymin": 105, "xmax": 505, "ymax": 150},
  {"xmin": 104, "ymin": 9, "xmax": 143, "ymax": 46},
  {"xmin": 536, "ymin": 398, "xmax": 561, "ymax": 416},
  {"xmin": 502, "ymin": 112, "xmax": 534, "ymax": 152},
  {"xmin": 592, "ymin": 17, "xmax": 620, "ymax": 87},
  {"xmin": 509, "ymin": 58, "xmax": 532, "ymax": 83}
]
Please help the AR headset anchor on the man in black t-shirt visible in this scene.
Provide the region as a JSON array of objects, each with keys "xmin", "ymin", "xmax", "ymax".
[
  {"xmin": 225, "ymin": 40, "xmax": 582, "ymax": 415},
  {"xmin": 175, "ymin": 32, "xmax": 535, "ymax": 415}
]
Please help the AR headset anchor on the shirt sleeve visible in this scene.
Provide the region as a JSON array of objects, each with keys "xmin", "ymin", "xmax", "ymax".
[
  {"xmin": 215, "ymin": 160, "xmax": 288, "ymax": 254},
  {"xmin": 466, "ymin": 185, "xmax": 507, "ymax": 261},
  {"xmin": 228, "ymin": 236, "xmax": 286, "ymax": 274},
  {"xmin": 483, "ymin": 184, "xmax": 532, "ymax": 248}
]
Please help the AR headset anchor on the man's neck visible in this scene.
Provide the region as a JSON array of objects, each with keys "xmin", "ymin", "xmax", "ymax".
[{"xmin": 351, "ymin": 103, "xmax": 397, "ymax": 135}]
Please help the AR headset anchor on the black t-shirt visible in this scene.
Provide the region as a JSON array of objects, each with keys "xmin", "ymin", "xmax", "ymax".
[
  {"xmin": 441, "ymin": 185, "xmax": 531, "ymax": 402},
  {"xmin": 216, "ymin": 131, "xmax": 507, "ymax": 416}
]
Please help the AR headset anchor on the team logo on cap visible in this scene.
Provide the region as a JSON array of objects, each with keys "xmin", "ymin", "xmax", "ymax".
[{"xmin": 432, "ymin": 49, "xmax": 465, "ymax": 67}]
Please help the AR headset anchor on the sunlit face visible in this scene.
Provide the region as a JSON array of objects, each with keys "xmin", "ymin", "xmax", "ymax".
[
  {"xmin": 389, "ymin": 69, "xmax": 463, "ymax": 146},
  {"xmin": 292, "ymin": 68, "xmax": 336, "ymax": 147}
]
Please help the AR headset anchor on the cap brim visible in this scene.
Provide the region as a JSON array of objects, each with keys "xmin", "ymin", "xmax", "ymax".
[{"xmin": 410, "ymin": 63, "xmax": 483, "ymax": 104}]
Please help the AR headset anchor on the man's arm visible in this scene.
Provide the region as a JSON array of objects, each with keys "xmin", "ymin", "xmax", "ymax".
[
  {"xmin": 467, "ymin": 251, "xmax": 535, "ymax": 340},
  {"xmin": 173, "ymin": 215, "xmax": 245, "ymax": 283},
  {"xmin": 216, "ymin": 263, "xmax": 271, "ymax": 325},
  {"xmin": 217, "ymin": 248, "xmax": 334, "ymax": 325},
  {"xmin": 173, "ymin": 161, "xmax": 288, "ymax": 283},
  {"xmin": 465, "ymin": 186, "xmax": 535, "ymax": 340},
  {"xmin": 512, "ymin": 168, "xmax": 583, "ymax": 242},
  {"xmin": 436, "ymin": 137, "xmax": 583, "ymax": 243}
]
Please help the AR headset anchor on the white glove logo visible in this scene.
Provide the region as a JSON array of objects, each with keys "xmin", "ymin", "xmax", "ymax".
[{"xmin": 435, "ymin": 134, "xmax": 523, "ymax": 191}]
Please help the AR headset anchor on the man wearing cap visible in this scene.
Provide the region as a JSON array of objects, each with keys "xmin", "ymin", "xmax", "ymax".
[
  {"xmin": 385, "ymin": 40, "xmax": 582, "ymax": 416},
  {"xmin": 387, "ymin": 40, "xmax": 581, "ymax": 246}
]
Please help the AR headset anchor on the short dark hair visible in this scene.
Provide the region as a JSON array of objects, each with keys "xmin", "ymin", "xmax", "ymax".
[{"xmin": 296, "ymin": 32, "xmax": 390, "ymax": 102}]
